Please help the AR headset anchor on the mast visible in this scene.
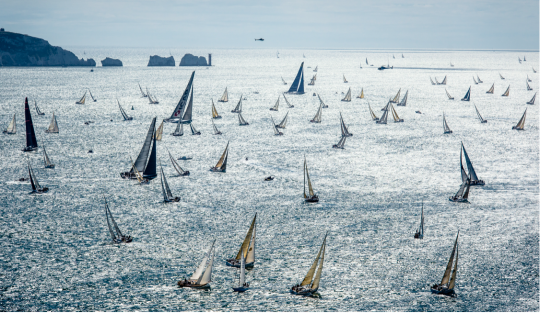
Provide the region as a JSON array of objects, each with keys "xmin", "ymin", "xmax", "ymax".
[
  {"xmin": 369, "ymin": 104, "xmax": 379, "ymax": 120},
  {"xmin": 219, "ymin": 87, "xmax": 228, "ymax": 102},
  {"xmin": 166, "ymin": 71, "xmax": 195, "ymax": 122},
  {"xmin": 24, "ymin": 97, "xmax": 38, "ymax": 150},
  {"xmin": 445, "ymin": 89, "xmax": 454, "ymax": 100}
]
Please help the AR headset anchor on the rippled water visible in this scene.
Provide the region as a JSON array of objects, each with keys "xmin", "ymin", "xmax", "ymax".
[{"xmin": 0, "ymin": 49, "xmax": 538, "ymax": 311}]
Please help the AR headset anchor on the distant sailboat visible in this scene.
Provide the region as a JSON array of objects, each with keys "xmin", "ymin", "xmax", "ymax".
[
  {"xmin": 226, "ymin": 214, "xmax": 257, "ymax": 268},
  {"xmin": 526, "ymin": 81, "xmax": 533, "ymax": 91},
  {"xmin": 435, "ymin": 77, "xmax": 440, "ymax": 85},
  {"xmin": 369, "ymin": 104, "xmax": 379, "ymax": 121},
  {"xmin": 341, "ymin": 88, "xmax": 352, "ymax": 102},
  {"xmin": 308, "ymin": 74, "xmax": 316, "ymax": 86},
  {"xmin": 171, "ymin": 121, "xmax": 184, "ymax": 136},
  {"xmin": 167, "ymin": 149, "xmax": 189, "ymax": 176},
  {"xmin": 160, "ymin": 165, "xmax": 180, "ymax": 202},
  {"xmin": 210, "ymin": 141, "xmax": 229, "ymax": 172},
  {"xmin": 357, "ymin": 88, "xmax": 364, "ymax": 99},
  {"xmin": 310, "ymin": 101, "xmax": 323, "ymax": 123},
  {"xmin": 75, "ymin": 91, "xmax": 86, "ymax": 104},
  {"xmin": 120, "ymin": 117, "xmax": 157, "ymax": 180},
  {"xmin": 43, "ymin": 145, "xmax": 55, "ymax": 168},
  {"xmin": 28, "ymin": 161, "xmax": 48, "ymax": 193},
  {"xmin": 533, "ymin": 67, "xmax": 537, "ymax": 73},
  {"xmin": 282, "ymin": 93, "xmax": 294, "ymax": 108},
  {"xmin": 232, "ymin": 252, "xmax": 250, "ymax": 293},
  {"xmin": 461, "ymin": 143, "xmax": 484, "ymax": 186},
  {"xmin": 449, "ymin": 177, "xmax": 471, "ymax": 203},
  {"xmin": 313, "ymin": 66, "xmax": 318, "ymax": 72},
  {"xmin": 430, "ymin": 77, "xmax": 436, "ymax": 85},
  {"xmin": 190, "ymin": 123, "xmax": 201, "ymax": 135},
  {"xmin": 376, "ymin": 103, "xmax": 389, "ymax": 124},
  {"xmin": 290, "ymin": 233, "xmax": 327, "ymax": 296},
  {"xmin": 23, "ymin": 98, "xmax": 39, "ymax": 152},
  {"xmin": 390, "ymin": 103, "xmax": 403, "ymax": 122},
  {"xmin": 178, "ymin": 240, "xmax": 216, "ymax": 289},
  {"xmin": 443, "ymin": 113, "xmax": 452, "ymax": 134},
  {"xmin": 527, "ymin": 92, "xmax": 536, "ymax": 105},
  {"xmin": 3, "ymin": 114, "xmax": 16, "ymax": 134},
  {"xmin": 317, "ymin": 94, "xmax": 328, "ymax": 108},
  {"xmin": 473, "ymin": 76, "xmax": 478, "ymax": 85},
  {"xmin": 45, "ymin": 112, "xmax": 59, "ymax": 133},
  {"xmin": 332, "ymin": 136, "xmax": 346, "ymax": 149},
  {"xmin": 276, "ymin": 111, "xmax": 288, "ymax": 129},
  {"xmin": 450, "ymin": 62, "xmax": 454, "ymax": 67},
  {"xmin": 431, "ymin": 232, "xmax": 459, "ymax": 296},
  {"xmin": 270, "ymin": 96, "xmax": 280, "ymax": 111},
  {"xmin": 474, "ymin": 105, "xmax": 487, "ymax": 123},
  {"xmin": 211, "ymin": 99, "xmax": 222, "ymax": 119},
  {"xmin": 397, "ymin": 90, "xmax": 408, "ymax": 106},
  {"xmin": 339, "ymin": 112, "xmax": 352, "ymax": 137},
  {"xmin": 34, "ymin": 100, "xmax": 44, "ymax": 115},
  {"xmin": 414, "ymin": 201, "xmax": 424, "ymax": 239},
  {"xmin": 219, "ymin": 87, "xmax": 229, "ymax": 102},
  {"xmin": 118, "ymin": 100, "xmax": 133, "ymax": 121},
  {"xmin": 211, "ymin": 119, "xmax": 222, "ymax": 135},
  {"xmin": 281, "ymin": 77, "xmax": 288, "ymax": 85},
  {"xmin": 501, "ymin": 85, "xmax": 510, "ymax": 97},
  {"xmin": 104, "ymin": 199, "xmax": 132, "ymax": 244},
  {"xmin": 366, "ymin": 58, "xmax": 369, "ymax": 65},
  {"xmin": 461, "ymin": 87, "xmax": 471, "ymax": 101},
  {"xmin": 89, "ymin": 90, "xmax": 97, "ymax": 102},
  {"xmin": 286, "ymin": 62, "xmax": 305, "ymax": 94},
  {"xmin": 303, "ymin": 157, "xmax": 319, "ymax": 203},
  {"xmin": 343, "ymin": 75, "xmax": 348, "ymax": 83},
  {"xmin": 147, "ymin": 89, "xmax": 159, "ymax": 104},
  {"xmin": 499, "ymin": 73, "xmax": 505, "ymax": 80},
  {"xmin": 439, "ymin": 76, "xmax": 447, "ymax": 85},
  {"xmin": 231, "ymin": 95, "xmax": 243, "ymax": 113},
  {"xmin": 512, "ymin": 109, "xmax": 526, "ymax": 130},
  {"xmin": 486, "ymin": 83, "xmax": 494, "ymax": 94},
  {"xmin": 445, "ymin": 89, "xmax": 454, "ymax": 100},
  {"xmin": 476, "ymin": 75, "xmax": 483, "ymax": 83},
  {"xmin": 155, "ymin": 121, "xmax": 164, "ymax": 141},
  {"xmin": 271, "ymin": 116, "xmax": 284, "ymax": 136},
  {"xmin": 138, "ymin": 83, "xmax": 147, "ymax": 97},
  {"xmin": 238, "ymin": 113, "xmax": 249, "ymax": 126},
  {"xmin": 402, "ymin": 54, "xmax": 404, "ymax": 58},
  {"xmin": 390, "ymin": 89, "xmax": 401, "ymax": 103},
  {"xmin": 527, "ymin": 75, "xmax": 532, "ymax": 82},
  {"xmin": 165, "ymin": 71, "xmax": 195, "ymax": 123},
  {"xmin": 518, "ymin": 57, "xmax": 522, "ymax": 63}
]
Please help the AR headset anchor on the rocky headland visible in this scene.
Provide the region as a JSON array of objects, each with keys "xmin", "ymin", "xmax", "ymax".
[
  {"xmin": 147, "ymin": 55, "xmax": 175, "ymax": 66},
  {"xmin": 0, "ymin": 30, "xmax": 95, "ymax": 66},
  {"xmin": 179, "ymin": 54, "xmax": 208, "ymax": 66},
  {"xmin": 101, "ymin": 57, "xmax": 122, "ymax": 66}
]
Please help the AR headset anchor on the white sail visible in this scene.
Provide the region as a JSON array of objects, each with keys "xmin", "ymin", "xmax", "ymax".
[
  {"xmin": 502, "ymin": 85, "xmax": 510, "ymax": 97},
  {"xmin": 513, "ymin": 109, "xmax": 527, "ymax": 130},
  {"xmin": 310, "ymin": 102, "xmax": 322, "ymax": 123},
  {"xmin": 43, "ymin": 145, "xmax": 54, "ymax": 168},
  {"xmin": 271, "ymin": 116, "xmax": 282, "ymax": 135},
  {"xmin": 197, "ymin": 250, "xmax": 215, "ymax": 285},
  {"xmin": 238, "ymin": 113, "xmax": 249, "ymax": 125},
  {"xmin": 5, "ymin": 114, "xmax": 16, "ymax": 134},
  {"xmin": 527, "ymin": 92, "xmax": 536, "ymax": 105},
  {"xmin": 397, "ymin": 90, "xmax": 408, "ymax": 106},
  {"xmin": 377, "ymin": 105, "xmax": 388, "ymax": 124},
  {"xmin": 476, "ymin": 75, "xmax": 483, "ymax": 83},
  {"xmin": 76, "ymin": 92, "xmax": 86, "ymax": 104},
  {"xmin": 190, "ymin": 241, "xmax": 215, "ymax": 282},
  {"xmin": 343, "ymin": 75, "xmax": 348, "ymax": 83},
  {"xmin": 232, "ymin": 95, "xmax": 243, "ymax": 113},
  {"xmin": 282, "ymin": 93, "xmax": 294, "ymax": 108},
  {"xmin": 270, "ymin": 96, "xmax": 280, "ymax": 111},
  {"xmin": 219, "ymin": 87, "xmax": 228, "ymax": 102},
  {"xmin": 239, "ymin": 253, "xmax": 246, "ymax": 286},
  {"xmin": 45, "ymin": 112, "xmax": 59, "ymax": 133},
  {"xmin": 172, "ymin": 122, "xmax": 184, "ymax": 136},
  {"xmin": 443, "ymin": 113, "xmax": 452, "ymax": 133},
  {"xmin": 341, "ymin": 88, "xmax": 352, "ymax": 102},
  {"xmin": 167, "ymin": 149, "xmax": 186, "ymax": 175}
]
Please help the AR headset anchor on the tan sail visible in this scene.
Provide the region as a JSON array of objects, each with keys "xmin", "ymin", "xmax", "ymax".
[
  {"xmin": 514, "ymin": 109, "xmax": 527, "ymax": 130},
  {"xmin": 5, "ymin": 114, "xmax": 16, "ymax": 134},
  {"xmin": 440, "ymin": 232, "xmax": 459, "ymax": 285},
  {"xmin": 502, "ymin": 85, "xmax": 510, "ymax": 97},
  {"xmin": 219, "ymin": 87, "xmax": 228, "ymax": 102},
  {"xmin": 215, "ymin": 142, "xmax": 229, "ymax": 168},
  {"xmin": 369, "ymin": 104, "xmax": 379, "ymax": 120},
  {"xmin": 246, "ymin": 222, "xmax": 256, "ymax": 263},
  {"xmin": 130, "ymin": 157, "xmax": 145, "ymax": 183},
  {"xmin": 357, "ymin": 88, "xmax": 364, "ymax": 99},
  {"xmin": 311, "ymin": 240, "xmax": 326, "ymax": 290},
  {"xmin": 76, "ymin": 92, "xmax": 86, "ymax": 104},
  {"xmin": 391, "ymin": 89, "xmax": 401, "ymax": 103},
  {"xmin": 235, "ymin": 214, "xmax": 257, "ymax": 260},
  {"xmin": 300, "ymin": 234, "xmax": 327, "ymax": 287},
  {"xmin": 486, "ymin": 83, "xmax": 494, "ymax": 94},
  {"xmin": 155, "ymin": 121, "xmax": 163, "ymax": 141},
  {"xmin": 390, "ymin": 104, "xmax": 401, "ymax": 121},
  {"xmin": 211, "ymin": 99, "xmax": 220, "ymax": 118},
  {"xmin": 304, "ymin": 159, "xmax": 315, "ymax": 197}
]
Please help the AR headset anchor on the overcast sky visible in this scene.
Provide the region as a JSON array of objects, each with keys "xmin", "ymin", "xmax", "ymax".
[{"xmin": 1, "ymin": 0, "xmax": 538, "ymax": 50}]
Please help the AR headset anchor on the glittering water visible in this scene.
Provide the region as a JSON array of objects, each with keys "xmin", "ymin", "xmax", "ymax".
[{"xmin": 0, "ymin": 48, "xmax": 538, "ymax": 311}]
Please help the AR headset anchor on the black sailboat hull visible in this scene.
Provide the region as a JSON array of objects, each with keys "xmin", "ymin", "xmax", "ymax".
[{"xmin": 431, "ymin": 287, "xmax": 455, "ymax": 297}]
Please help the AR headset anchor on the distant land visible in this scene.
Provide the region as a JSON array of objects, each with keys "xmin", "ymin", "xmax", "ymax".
[{"xmin": 0, "ymin": 29, "xmax": 95, "ymax": 67}]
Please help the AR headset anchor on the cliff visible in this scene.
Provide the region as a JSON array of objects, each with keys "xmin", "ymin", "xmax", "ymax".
[
  {"xmin": 0, "ymin": 31, "xmax": 95, "ymax": 66},
  {"xmin": 147, "ymin": 55, "xmax": 175, "ymax": 66},
  {"xmin": 101, "ymin": 57, "xmax": 122, "ymax": 66},
  {"xmin": 179, "ymin": 53, "xmax": 208, "ymax": 66}
]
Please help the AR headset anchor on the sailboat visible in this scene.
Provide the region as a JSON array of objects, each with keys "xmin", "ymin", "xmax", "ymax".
[
  {"xmin": 165, "ymin": 71, "xmax": 195, "ymax": 123},
  {"xmin": 271, "ymin": 116, "xmax": 284, "ymax": 136},
  {"xmin": 443, "ymin": 113, "xmax": 452, "ymax": 134},
  {"xmin": 445, "ymin": 89, "xmax": 454, "ymax": 100},
  {"xmin": 476, "ymin": 75, "xmax": 483, "ymax": 83},
  {"xmin": 524, "ymin": 56, "xmax": 526, "ymax": 61},
  {"xmin": 3, "ymin": 114, "xmax": 16, "ymax": 134},
  {"xmin": 518, "ymin": 57, "xmax": 522, "ymax": 63},
  {"xmin": 390, "ymin": 89, "xmax": 401, "ymax": 103},
  {"xmin": 285, "ymin": 62, "xmax": 305, "ymax": 94},
  {"xmin": 75, "ymin": 91, "xmax": 86, "ymax": 104},
  {"xmin": 238, "ymin": 113, "xmax": 249, "ymax": 126},
  {"xmin": 22, "ymin": 98, "xmax": 39, "ymax": 152},
  {"xmin": 310, "ymin": 101, "xmax": 323, "ymax": 123},
  {"xmin": 439, "ymin": 76, "xmax": 447, "ymax": 85},
  {"xmin": 104, "ymin": 199, "xmax": 132, "ymax": 243},
  {"xmin": 449, "ymin": 177, "xmax": 471, "ymax": 202},
  {"xmin": 42, "ymin": 145, "xmax": 55, "ymax": 168},
  {"xmin": 474, "ymin": 105, "xmax": 487, "ymax": 123},
  {"xmin": 210, "ymin": 99, "xmax": 222, "ymax": 119},
  {"xmin": 45, "ymin": 112, "xmax": 59, "ymax": 133},
  {"xmin": 357, "ymin": 88, "xmax": 364, "ymax": 99},
  {"xmin": 450, "ymin": 62, "xmax": 454, "ymax": 67},
  {"xmin": 160, "ymin": 165, "xmax": 180, "ymax": 202},
  {"xmin": 390, "ymin": 103, "xmax": 403, "ymax": 122},
  {"xmin": 435, "ymin": 77, "xmax": 441, "ymax": 85},
  {"xmin": 414, "ymin": 201, "xmax": 424, "ymax": 239},
  {"xmin": 501, "ymin": 85, "xmax": 510, "ymax": 97},
  {"xmin": 313, "ymin": 66, "xmax": 318, "ymax": 72},
  {"xmin": 332, "ymin": 136, "xmax": 346, "ymax": 149},
  {"xmin": 473, "ymin": 76, "xmax": 478, "ymax": 84},
  {"xmin": 155, "ymin": 121, "xmax": 164, "ymax": 141},
  {"xmin": 211, "ymin": 119, "xmax": 222, "ymax": 135},
  {"xmin": 341, "ymin": 88, "xmax": 352, "ymax": 102},
  {"xmin": 393, "ymin": 54, "xmax": 395, "ymax": 59},
  {"xmin": 461, "ymin": 143, "xmax": 484, "ymax": 186},
  {"xmin": 190, "ymin": 123, "xmax": 201, "ymax": 135},
  {"xmin": 226, "ymin": 214, "xmax": 257, "ymax": 268},
  {"xmin": 129, "ymin": 156, "xmax": 149, "ymax": 184},
  {"xmin": 231, "ymin": 95, "xmax": 243, "ymax": 113},
  {"xmin": 210, "ymin": 141, "xmax": 229, "ymax": 172},
  {"xmin": 34, "ymin": 100, "xmax": 45, "ymax": 115},
  {"xmin": 290, "ymin": 233, "xmax": 327, "ymax": 296},
  {"xmin": 270, "ymin": 96, "xmax": 280, "ymax": 111},
  {"xmin": 147, "ymin": 89, "xmax": 159, "ymax": 104},
  {"xmin": 120, "ymin": 117, "xmax": 157, "ymax": 180},
  {"xmin": 276, "ymin": 111, "xmax": 288, "ymax": 129},
  {"xmin": 366, "ymin": 58, "xmax": 369, "ymax": 65},
  {"xmin": 430, "ymin": 77, "xmax": 436, "ymax": 85},
  {"xmin": 280, "ymin": 76, "xmax": 288, "ymax": 85},
  {"xmin": 461, "ymin": 87, "xmax": 471, "ymax": 101},
  {"xmin": 303, "ymin": 157, "xmax": 319, "ymax": 202},
  {"xmin": 138, "ymin": 83, "xmax": 147, "ymax": 97},
  {"xmin": 339, "ymin": 112, "xmax": 352, "ymax": 137},
  {"xmin": 89, "ymin": 90, "xmax": 97, "ymax": 102},
  {"xmin": 527, "ymin": 92, "xmax": 536, "ymax": 105},
  {"xmin": 369, "ymin": 104, "xmax": 379, "ymax": 121},
  {"xmin": 117, "ymin": 100, "xmax": 133, "ymax": 121},
  {"xmin": 232, "ymin": 252, "xmax": 250, "ymax": 292},
  {"xmin": 343, "ymin": 75, "xmax": 348, "ymax": 83},
  {"xmin": 486, "ymin": 83, "xmax": 494, "ymax": 94},
  {"xmin": 512, "ymin": 109, "xmax": 526, "ymax": 130},
  {"xmin": 219, "ymin": 87, "xmax": 229, "ymax": 102},
  {"xmin": 431, "ymin": 232, "xmax": 459, "ymax": 297},
  {"xmin": 282, "ymin": 93, "xmax": 294, "ymax": 108},
  {"xmin": 526, "ymin": 81, "xmax": 533, "ymax": 91},
  {"xmin": 397, "ymin": 90, "xmax": 408, "ymax": 106},
  {"xmin": 533, "ymin": 67, "xmax": 537, "ymax": 73},
  {"xmin": 167, "ymin": 149, "xmax": 189, "ymax": 176},
  {"xmin": 178, "ymin": 240, "xmax": 216, "ymax": 289},
  {"xmin": 308, "ymin": 74, "xmax": 316, "ymax": 86},
  {"xmin": 402, "ymin": 54, "xmax": 404, "ymax": 58},
  {"xmin": 317, "ymin": 94, "xmax": 328, "ymax": 108},
  {"xmin": 28, "ymin": 161, "xmax": 48, "ymax": 193},
  {"xmin": 527, "ymin": 75, "xmax": 532, "ymax": 82},
  {"xmin": 171, "ymin": 122, "xmax": 183, "ymax": 136},
  {"xmin": 376, "ymin": 103, "xmax": 389, "ymax": 124},
  {"xmin": 499, "ymin": 73, "xmax": 505, "ymax": 80}
]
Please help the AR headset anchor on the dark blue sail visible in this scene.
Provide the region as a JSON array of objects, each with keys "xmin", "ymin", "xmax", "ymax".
[
  {"xmin": 461, "ymin": 87, "xmax": 471, "ymax": 101},
  {"xmin": 287, "ymin": 62, "xmax": 305, "ymax": 94},
  {"xmin": 23, "ymin": 97, "xmax": 38, "ymax": 151},
  {"xmin": 461, "ymin": 143, "xmax": 479, "ymax": 181},
  {"xmin": 143, "ymin": 136, "xmax": 158, "ymax": 180}
]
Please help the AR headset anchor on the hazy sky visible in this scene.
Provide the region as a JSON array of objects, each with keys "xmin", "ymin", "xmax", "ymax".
[{"xmin": 1, "ymin": 0, "xmax": 538, "ymax": 50}]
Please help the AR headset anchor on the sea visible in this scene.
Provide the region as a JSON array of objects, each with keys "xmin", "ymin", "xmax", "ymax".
[{"xmin": 0, "ymin": 48, "xmax": 538, "ymax": 311}]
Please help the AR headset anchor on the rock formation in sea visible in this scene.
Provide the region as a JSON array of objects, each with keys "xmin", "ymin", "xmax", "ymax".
[
  {"xmin": 101, "ymin": 57, "xmax": 123, "ymax": 66},
  {"xmin": 179, "ymin": 54, "xmax": 208, "ymax": 66},
  {"xmin": 147, "ymin": 55, "xmax": 175, "ymax": 66},
  {"xmin": 0, "ymin": 30, "xmax": 96, "ymax": 66}
]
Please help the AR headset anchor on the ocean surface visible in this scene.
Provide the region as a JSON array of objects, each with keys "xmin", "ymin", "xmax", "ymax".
[{"xmin": 0, "ymin": 48, "xmax": 538, "ymax": 311}]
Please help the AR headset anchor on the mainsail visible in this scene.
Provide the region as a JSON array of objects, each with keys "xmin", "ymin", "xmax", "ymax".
[
  {"xmin": 218, "ymin": 87, "xmax": 228, "ymax": 102},
  {"xmin": 501, "ymin": 85, "xmax": 510, "ymax": 97},
  {"xmin": 172, "ymin": 122, "xmax": 183, "ymax": 136},
  {"xmin": 310, "ymin": 101, "xmax": 323, "ymax": 123},
  {"xmin": 232, "ymin": 95, "xmax": 243, "ymax": 113},
  {"xmin": 167, "ymin": 149, "xmax": 188, "ymax": 176},
  {"xmin": 189, "ymin": 240, "xmax": 216, "ymax": 285},
  {"xmin": 527, "ymin": 92, "xmax": 536, "ymax": 105},
  {"xmin": 299, "ymin": 234, "xmax": 327, "ymax": 290},
  {"xmin": 341, "ymin": 88, "xmax": 352, "ymax": 102},
  {"xmin": 118, "ymin": 100, "xmax": 132, "ymax": 121},
  {"xmin": 461, "ymin": 143, "xmax": 480, "ymax": 182},
  {"xmin": 282, "ymin": 93, "xmax": 294, "ymax": 108},
  {"xmin": 357, "ymin": 88, "xmax": 364, "ymax": 99},
  {"xmin": 212, "ymin": 141, "xmax": 229, "ymax": 172},
  {"xmin": 160, "ymin": 165, "xmax": 175, "ymax": 202},
  {"xmin": 138, "ymin": 83, "xmax": 147, "ymax": 97},
  {"xmin": 165, "ymin": 71, "xmax": 195, "ymax": 123},
  {"xmin": 270, "ymin": 96, "xmax": 280, "ymax": 111},
  {"xmin": 397, "ymin": 90, "xmax": 408, "ymax": 106},
  {"xmin": 340, "ymin": 112, "xmax": 352, "ymax": 137},
  {"xmin": 440, "ymin": 232, "xmax": 459, "ymax": 286},
  {"xmin": 45, "ymin": 112, "xmax": 59, "ymax": 133},
  {"xmin": 526, "ymin": 81, "xmax": 533, "ymax": 91},
  {"xmin": 234, "ymin": 214, "xmax": 257, "ymax": 262},
  {"xmin": 286, "ymin": 62, "xmax": 305, "ymax": 94},
  {"xmin": 155, "ymin": 121, "xmax": 164, "ymax": 141},
  {"xmin": 333, "ymin": 136, "xmax": 346, "ymax": 149},
  {"xmin": 4, "ymin": 114, "xmax": 16, "ymax": 134},
  {"xmin": 440, "ymin": 76, "xmax": 447, "ymax": 85},
  {"xmin": 317, "ymin": 94, "xmax": 328, "ymax": 108},
  {"xmin": 473, "ymin": 76, "xmax": 478, "ymax": 84},
  {"xmin": 486, "ymin": 83, "xmax": 494, "ymax": 94},
  {"xmin": 211, "ymin": 99, "xmax": 221, "ymax": 118},
  {"xmin": 343, "ymin": 75, "xmax": 348, "ymax": 83},
  {"xmin": 131, "ymin": 117, "xmax": 157, "ymax": 174},
  {"xmin": 43, "ymin": 145, "xmax": 54, "ymax": 168},
  {"xmin": 238, "ymin": 113, "xmax": 249, "ymax": 126},
  {"xmin": 446, "ymin": 89, "xmax": 454, "ymax": 100},
  {"xmin": 76, "ymin": 91, "xmax": 86, "ymax": 104},
  {"xmin": 211, "ymin": 119, "xmax": 222, "ymax": 135},
  {"xmin": 443, "ymin": 113, "xmax": 452, "ymax": 134},
  {"xmin": 474, "ymin": 105, "xmax": 487, "ymax": 123},
  {"xmin": 390, "ymin": 89, "xmax": 401, "ymax": 103},
  {"xmin": 23, "ymin": 97, "xmax": 38, "ymax": 151},
  {"xmin": 304, "ymin": 158, "xmax": 316, "ymax": 198},
  {"xmin": 513, "ymin": 109, "xmax": 526, "ymax": 130},
  {"xmin": 143, "ymin": 135, "xmax": 157, "ymax": 179},
  {"xmin": 34, "ymin": 100, "xmax": 44, "ymax": 115},
  {"xmin": 276, "ymin": 111, "xmax": 289, "ymax": 129},
  {"xmin": 376, "ymin": 105, "xmax": 389, "ymax": 124},
  {"xmin": 461, "ymin": 87, "xmax": 471, "ymax": 101}
]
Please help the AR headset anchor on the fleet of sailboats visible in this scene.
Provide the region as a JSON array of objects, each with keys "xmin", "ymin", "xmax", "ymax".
[
  {"xmin": 431, "ymin": 232, "xmax": 459, "ymax": 296},
  {"xmin": 290, "ymin": 233, "xmax": 327, "ymax": 296}
]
